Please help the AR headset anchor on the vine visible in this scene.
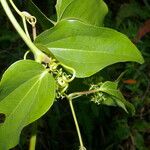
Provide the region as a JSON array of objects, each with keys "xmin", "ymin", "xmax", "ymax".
[{"xmin": 0, "ymin": 0, "xmax": 144, "ymax": 150}]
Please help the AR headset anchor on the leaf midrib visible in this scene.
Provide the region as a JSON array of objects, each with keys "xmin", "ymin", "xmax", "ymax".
[
  {"xmin": 37, "ymin": 30, "xmax": 115, "ymax": 44},
  {"xmin": 5, "ymin": 74, "xmax": 43, "ymax": 121},
  {"xmin": 49, "ymin": 48, "xmax": 139, "ymax": 64},
  {"xmin": 0, "ymin": 71, "xmax": 46, "ymax": 120}
]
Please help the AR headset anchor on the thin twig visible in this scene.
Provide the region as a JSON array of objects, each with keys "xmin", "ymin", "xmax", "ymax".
[
  {"xmin": 68, "ymin": 89, "xmax": 100, "ymax": 100},
  {"xmin": 66, "ymin": 95, "xmax": 86, "ymax": 150}
]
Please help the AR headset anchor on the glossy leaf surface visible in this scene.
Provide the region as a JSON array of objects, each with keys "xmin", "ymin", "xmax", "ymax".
[
  {"xmin": 0, "ymin": 60, "xmax": 56, "ymax": 150},
  {"xmin": 35, "ymin": 20, "xmax": 144, "ymax": 78},
  {"xmin": 56, "ymin": 0, "xmax": 108, "ymax": 26}
]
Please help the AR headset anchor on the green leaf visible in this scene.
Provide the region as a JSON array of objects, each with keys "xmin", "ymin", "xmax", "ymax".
[
  {"xmin": 134, "ymin": 131, "xmax": 148, "ymax": 150},
  {"xmin": 0, "ymin": 60, "xmax": 56, "ymax": 150},
  {"xmin": 35, "ymin": 19, "xmax": 144, "ymax": 78},
  {"xmin": 99, "ymin": 81, "xmax": 135, "ymax": 115},
  {"xmin": 111, "ymin": 119, "xmax": 131, "ymax": 141},
  {"xmin": 116, "ymin": 1, "xmax": 150, "ymax": 26},
  {"xmin": 132, "ymin": 120, "xmax": 150, "ymax": 132},
  {"xmin": 56, "ymin": 0, "xmax": 108, "ymax": 26}
]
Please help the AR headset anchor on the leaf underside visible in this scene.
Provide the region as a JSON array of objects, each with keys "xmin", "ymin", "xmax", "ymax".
[{"xmin": 99, "ymin": 81, "xmax": 135, "ymax": 115}]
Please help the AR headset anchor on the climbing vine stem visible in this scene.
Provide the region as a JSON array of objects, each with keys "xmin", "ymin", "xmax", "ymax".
[
  {"xmin": 66, "ymin": 88, "xmax": 105, "ymax": 150},
  {"xmin": 29, "ymin": 122, "xmax": 37, "ymax": 150},
  {"xmin": 66, "ymin": 95, "xmax": 86, "ymax": 150},
  {"xmin": 68, "ymin": 89, "xmax": 101, "ymax": 100},
  {"xmin": 0, "ymin": 0, "xmax": 50, "ymax": 63}
]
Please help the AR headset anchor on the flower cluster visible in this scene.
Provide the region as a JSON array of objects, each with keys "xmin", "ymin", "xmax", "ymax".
[{"xmin": 90, "ymin": 83, "xmax": 107, "ymax": 105}]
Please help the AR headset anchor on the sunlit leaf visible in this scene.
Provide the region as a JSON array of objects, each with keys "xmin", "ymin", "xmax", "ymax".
[
  {"xmin": 0, "ymin": 60, "xmax": 56, "ymax": 150},
  {"xmin": 35, "ymin": 19, "xmax": 144, "ymax": 78}
]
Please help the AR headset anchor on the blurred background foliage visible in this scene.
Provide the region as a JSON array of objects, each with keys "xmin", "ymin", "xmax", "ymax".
[{"xmin": 0, "ymin": 0, "xmax": 150, "ymax": 150}]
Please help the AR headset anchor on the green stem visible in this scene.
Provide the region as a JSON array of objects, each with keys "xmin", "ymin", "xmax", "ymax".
[
  {"xmin": 9, "ymin": 0, "xmax": 22, "ymax": 16},
  {"xmin": 68, "ymin": 98, "xmax": 86, "ymax": 150},
  {"xmin": 60, "ymin": 63, "xmax": 76, "ymax": 82},
  {"xmin": 0, "ymin": 0, "xmax": 50, "ymax": 63},
  {"xmin": 68, "ymin": 89, "xmax": 101, "ymax": 100},
  {"xmin": 29, "ymin": 123, "xmax": 37, "ymax": 150},
  {"xmin": 22, "ymin": 16, "xmax": 31, "ymax": 40},
  {"xmin": 29, "ymin": 135, "xmax": 37, "ymax": 150}
]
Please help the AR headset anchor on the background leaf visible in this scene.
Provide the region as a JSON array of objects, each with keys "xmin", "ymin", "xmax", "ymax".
[
  {"xmin": 0, "ymin": 60, "xmax": 56, "ymax": 150},
  {"xmin": 116, "ymin": 1, "xmax": 150, "ymax": 26},
  {"xmin": 91, "ymin": 81, "xmax": 135, "ymax": 115},
  {"xmin": 134, "ymin": 131, "xmax": 148, "ymax": 150},
  {"xmin": 99, "ymin": 81, "xmax": 135, "ymax": 115},
  {"xmin": 25, "ymin": 0, "xmax": 54, "ymax": 30},
  {"xmin": 56, "ymin": 0, "xmax": 108, "ymax": 26},
  {"xmin": 35, "ymin": 19, "xmax": 144, "ymax": 78}
]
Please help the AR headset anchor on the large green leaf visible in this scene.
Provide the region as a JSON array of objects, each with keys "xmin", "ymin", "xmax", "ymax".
[
  {"xmin": 35, "ymin": 19, "xmax": 144, "ymax": 78},
  {"xmin": 0, "ymin": 60, "xmax": 56, "ymax": 150},
  {"xmin": 56, "ymin": 0, "xmax": 108, "ymax": 26}
]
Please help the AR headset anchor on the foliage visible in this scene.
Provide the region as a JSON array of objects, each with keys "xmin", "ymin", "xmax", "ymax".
[
  {"xmin": 55, "ymin": 0, "xmax": 108, "ymax": 26},
  {"xmin": 0, "ymin": 0, "xmax": 149, "ymax": 150},
  {"xmin": 35, "ymin": 19, "xmax": 143, "ymax": 78},
  {"xmin": 0, "ymin": 60, "xmax": 55, "ymax": 149}
]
